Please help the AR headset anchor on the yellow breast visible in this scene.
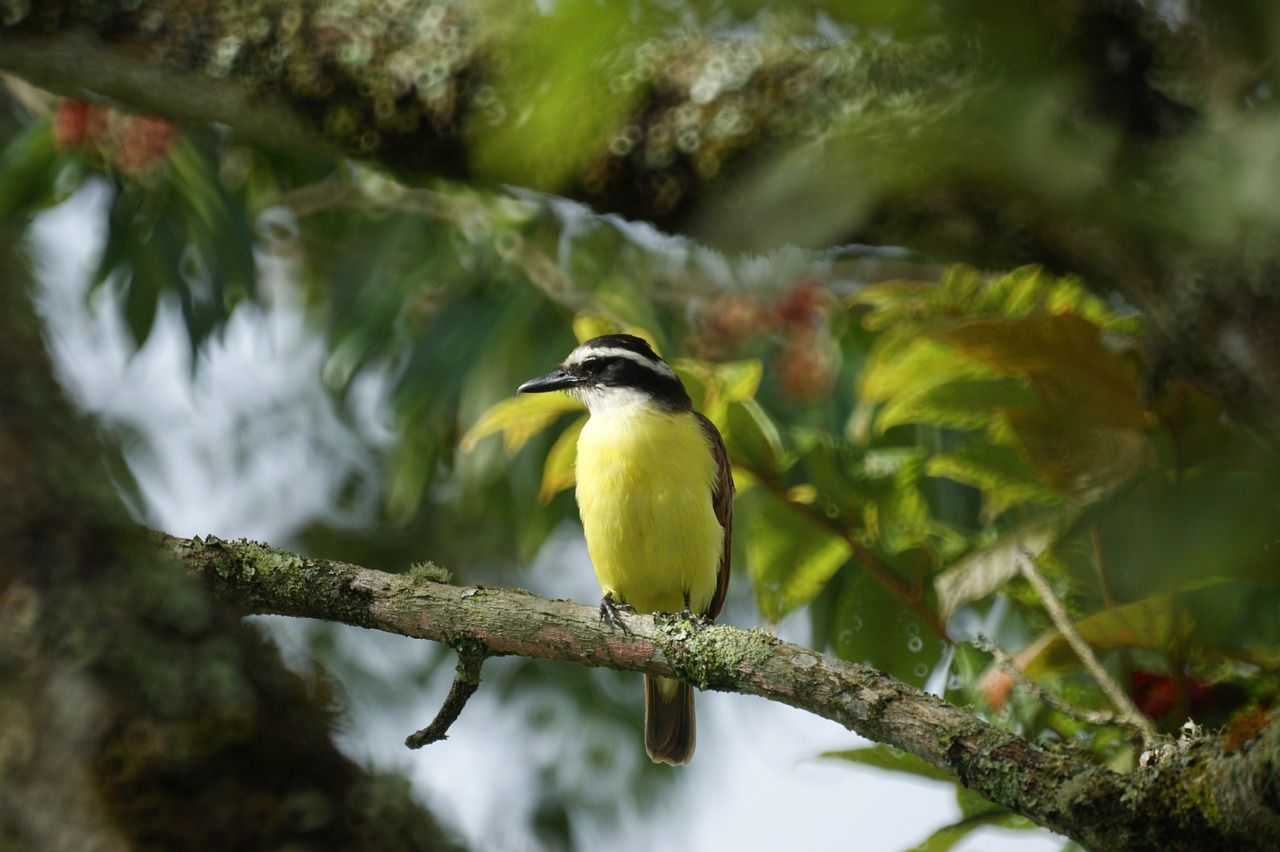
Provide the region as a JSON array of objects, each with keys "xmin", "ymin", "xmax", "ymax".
[{"xmin": 574, "ymin": 406, "xmax": 722, "ymax": 615}]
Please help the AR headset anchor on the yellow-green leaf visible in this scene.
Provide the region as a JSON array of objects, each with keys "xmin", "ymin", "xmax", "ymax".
[
  {"xmin": 460, "ymin": 393, "xmax": 583, "ymax": 454},
  {"xmin": 716, "ymin": 359, "xmax": 764, "ymax": 402},
  {"xmin": 747, "ymin": 489, "xmax": 851, "ymax": 621},
  {"xmin": 725, "ymin": 398, "xmax": 785, "ymax": 476},
  {"xmin": 539, "ymin": 416, "xmax": 586, "ymax": 503}
]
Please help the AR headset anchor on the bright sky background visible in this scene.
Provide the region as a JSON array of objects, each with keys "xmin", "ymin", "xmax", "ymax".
[{"xmin": 32, "ymin": 182, "xmax": 1063, "ymax": 852}]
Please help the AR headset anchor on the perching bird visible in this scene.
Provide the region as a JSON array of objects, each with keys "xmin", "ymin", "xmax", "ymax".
[{"xmin": 518, "ymin": 334, "xmax": 733, "ymax": 765}]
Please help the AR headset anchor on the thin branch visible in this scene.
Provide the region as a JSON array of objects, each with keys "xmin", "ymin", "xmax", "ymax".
[
  {"xmin": 972, "ymin": 634, "xmax": 1126, "ymax": 729},
  {"xmin": 405, "ymin": 644, "xmax": 488, "ymax": 749},
  {"xmin": 158, "ymin": 531, "xmax": 1280, "ymax": 850},
  {"xmin": 1016, "ymin": 548, "xmax": 1158, "ymax": 746}
]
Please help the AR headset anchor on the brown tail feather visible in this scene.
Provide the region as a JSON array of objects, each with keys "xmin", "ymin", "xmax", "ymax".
[{"xmin": 644, "ymin": 675, "xmax": 695, "ymax": 765}]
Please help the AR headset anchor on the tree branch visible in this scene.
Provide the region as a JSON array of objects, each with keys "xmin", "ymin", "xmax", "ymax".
[
  {"xmin": 1017, "ymin": 549, "xmax": 1159, "ymax": 746},
  {"xmin": 405, "ymin": 643, "xmax": 487, "ymax": 749},
  {"xmin": 162, "ymin": 531, "xmax": 1280, "ymax": 851},
  {"xmin": 0, "ymin": 30, "xmax": 330, "ymax": 157}
]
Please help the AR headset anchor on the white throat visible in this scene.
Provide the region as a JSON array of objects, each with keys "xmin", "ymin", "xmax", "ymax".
[{"xmin": 571, "ymin": 385, "xmax": 656, "ymax": 414}]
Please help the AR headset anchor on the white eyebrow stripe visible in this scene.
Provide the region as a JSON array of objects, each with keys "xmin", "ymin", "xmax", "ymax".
[{"xmin": 565, "ymin": 346, "xmax": 676, "ymax": 379}]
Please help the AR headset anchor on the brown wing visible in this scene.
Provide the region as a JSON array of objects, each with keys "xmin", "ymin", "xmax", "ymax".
[{"xmin": 695, "ymin": 412, "xmax": 734, "ymax": 621}]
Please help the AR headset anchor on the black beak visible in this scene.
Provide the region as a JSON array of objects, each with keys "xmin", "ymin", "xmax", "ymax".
[{"xmin": 517, "ymin": 368, "xmax": 578, "ymax": 394}]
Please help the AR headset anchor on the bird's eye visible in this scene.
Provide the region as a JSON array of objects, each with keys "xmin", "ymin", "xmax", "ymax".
[{"xmin": 581, "ymin": 357, "xmax": 603, "ymax": 372}]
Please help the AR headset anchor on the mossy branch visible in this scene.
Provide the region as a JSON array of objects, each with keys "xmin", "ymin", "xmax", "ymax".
[{"xmin": 162, "ymin": 531, "xmax": 1280, "ymax": 852}]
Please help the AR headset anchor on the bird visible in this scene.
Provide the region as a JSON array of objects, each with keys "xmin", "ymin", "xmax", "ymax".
[{"xmin": 518, "ymin": 333, "xmax": 733, "ymax": 765}]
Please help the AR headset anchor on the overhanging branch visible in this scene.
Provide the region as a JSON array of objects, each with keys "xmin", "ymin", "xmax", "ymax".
[{"xmin": 160, "ymin": 532, "xmax": 1280, "ymax": 851}]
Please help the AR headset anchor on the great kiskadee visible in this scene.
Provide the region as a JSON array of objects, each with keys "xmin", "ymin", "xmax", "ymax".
[{"xmin": 518, "ymin": 334, "xmax": 733, "ymax": 765}]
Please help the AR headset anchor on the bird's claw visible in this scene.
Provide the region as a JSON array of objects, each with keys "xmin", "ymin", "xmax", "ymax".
[{"xmin": 599, "ymin": 593, "xmax": 634, "ymax": 633}]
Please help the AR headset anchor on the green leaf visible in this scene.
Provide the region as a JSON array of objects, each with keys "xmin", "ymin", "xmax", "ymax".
[
  {"xmin": 925, "ymin": 442, "xmax": 1059, "ymax": 517},
  {"xmin": 716, "ymin": 359, "xmax": 764, "ymax": 403},
  {"xmin": 745, "ymin": 488, "xmax": 851, "ymax": 621},
  {"xmin": 937, "ymin": 313, "xmax": 1146, "ymax": 428},
  {"xmin": 909, "ymin": 811, "xmax": 1035, "ymax": 852},
  {"xmin": 877, "ymin": 376, "xmax": 1035, "ymax": 433},
  {"xmin": 859, "ymin": 333, "xmax": 998, "ymax": 406},
  {"xmin": 0, "ymin": 119, "xmax": 79, "ymax": 218},
  {"xmin": 725, "ymin": 398, "xmax": 785, "ymax": 476},
  {"xmin": 819, "ymin": 744, "xmax": 954, "ymax": 783},
  {"xmin": 539, "ymin": 416, "xmax": 586, "ymax": 504},
  {"xmin": 472, "ymin": 0, "xmax": 641, "ymax": 191},
  {"xmin": 830, "ymin": 556, "xmax": 944, "ymax": 687},
  {"xmin": 460, "ymin": 393, "xmax": 584, "ymax": 454},
  {"xmin": 1022, "ymin": 594, "xmax": 1194, "ymax": 678}
]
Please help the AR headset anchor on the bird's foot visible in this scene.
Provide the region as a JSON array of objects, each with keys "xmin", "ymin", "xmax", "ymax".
[
  {"xmin": 599, "ymin": 593, "xmax": 634, "ymax": 633},
  {"xmin": 676, "ymin": 607, "xmax": 712, "ymax": 630}
]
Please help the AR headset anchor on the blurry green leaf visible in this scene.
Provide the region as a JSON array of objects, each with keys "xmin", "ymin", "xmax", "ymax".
[
  {"xmin": 859, "ymin": 334, "xmax": 997, "ymax": 406},
  {"xmin": 863, "ymin": 449, "xmax": 939, "ymax": 554},
  {"xmin": 387, "ymin": 423, "xmax": 440, "ymax": 524},
  {"xmin": 937, "ymin": 313, "xmax": 1146, "ymax": 428},
  {"xmin": 830, "ymin": 555, "xmax": 943, "ymax": 687},
  {"xmin": 1002, "ymin": 410, "xmax": 1153, "ymax": 500},
  {"xmin": 539, "ymin": 416, "xmax": 586, "ymax": 504},
  {"xmin": 461, "ymin": 393, "xmax": 584, "ymax": 454},
  {"xmin": 925, "ymin": 442, "xmax": 1059, "ymax": 517},
  {"xmin": 878, "ymin": 377, "xmax": 1034, "ymax": 433},
  {"xmin": 725, "ymin": 399, "xmax": 785, "ymax": 476},
  {"xmin": 909, "ymin": 810, "xmax": 1034, "ymax": 851},
  {"xmin": 672, "ymin": 358, "xmax": 763, "ymax": 424},
  {"xmin": 472, "ymin": 0, "xmax": 640, "ymax": 191},
  {"xmin": 1023, "ymin": 594, "xmax": 1194, "ymax": 678},
  {"xmin": 820, "ymin": 743, "xmax": 953, "ymax": 783},
  {"xmin": 92, "ymin": 136, "xmax": 257, "ymax": 349},
  {"xmin": 0, "ymin": 119, "xmax": 80, "ymax": 218},
  {"xmin": 855, "ymin": 266, "xmax": 1139, "ymax": 334},
  {"xmin": 716, "ymin": 359, "xmax": 764, "ymax": 403},
  {"xmin": 746, "ymin": 488, "xmax": 851, "ymax": 621}
]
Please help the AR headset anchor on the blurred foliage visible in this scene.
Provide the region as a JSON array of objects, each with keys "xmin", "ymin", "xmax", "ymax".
[{"xmin": 6, "ymin": 1, "xmax": 1280, "ymax": 848}]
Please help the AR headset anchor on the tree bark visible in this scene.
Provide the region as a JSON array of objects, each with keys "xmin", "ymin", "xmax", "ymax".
[
  {"xmin": 167, "ymin": 532, "xmax": 1280, "ymax": 852},
  {"xmin": 0, "ymin": 237, "xmax": 457, "ymax": 850}
]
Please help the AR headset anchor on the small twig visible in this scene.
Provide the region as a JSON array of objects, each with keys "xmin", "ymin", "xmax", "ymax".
[
  {"xmin": 1016, "ymin": 548, "xmax": 1158, "ymax": 745},
  {"xmin": 972, "ymin": 635, "xmax": 1121, "ymax": 728},
  {"xmin": 404, "ymin": 643, "xmax": 488, "ymax": 749}
]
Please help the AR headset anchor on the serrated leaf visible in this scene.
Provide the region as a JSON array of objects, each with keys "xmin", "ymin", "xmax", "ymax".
[
  {"xmin": 860, "ymin": 333, "xmax": 998, "ymax": 405},
  {"xmin": 725, "ymin": 398, "xmax": 785, "ymax": 476},
  {"xmin": 539, "ymin": 416, "xmax": 586, "ymax": 504},
  {"xmin": 460, "ymin": 392, "xmax": 584, "ymax": 454},
  {"xmin": 746, "ymin": 488, "xmax": 851, "ymax": 621},
  {"xmin": 820, "ymin": 744, "xmax": 954, "ymax": 783},
  {"xmin": 925, "ymin": 442, "xmax": 1060, "ymax": 517},
  {"xmin": 1002, "ymin": 410, "xmax": 1153, "ymax": 500},
  {"xmin": 877, "ymin": 377, "xmax": 1034, "ymax": 433},
  {"xmin": 937, "ymin": 313, "xmax": 1147, "ymax": 428}
]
